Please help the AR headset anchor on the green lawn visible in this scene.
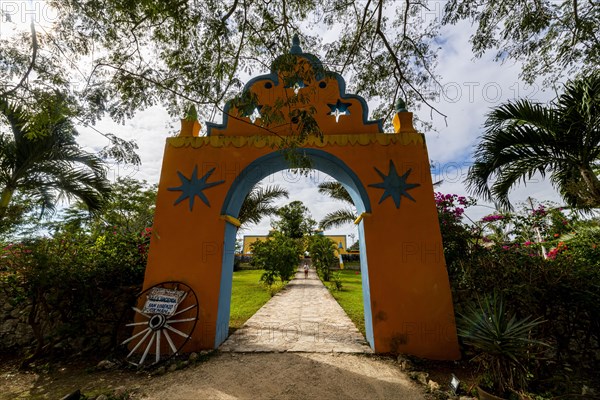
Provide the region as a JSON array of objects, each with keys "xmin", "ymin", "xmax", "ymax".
[
  {"xmin": 229, "ymin": 270, "xmax": 271, "ymax": 331},
  {"xmin": 230, "ymin": 269, "xmax": 366, "ymax": 338},
  {"xmin": 329, "ymin": 270, "xmax": 365, "ymax": 336}
]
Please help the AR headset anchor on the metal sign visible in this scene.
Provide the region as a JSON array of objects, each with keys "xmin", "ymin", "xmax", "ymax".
[{"xmin": 142, "ymin": 287, "xmax": 185, "ymax": 316}]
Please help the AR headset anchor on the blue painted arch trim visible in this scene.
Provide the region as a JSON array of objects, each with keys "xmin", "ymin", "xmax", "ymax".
[
  {"xmin": 215, "ymin": 148, "xmax": 375, "ymax": 349},
  {"xmin": 220, "ymin": 148, "xmax": 371, "ymax": 217}
]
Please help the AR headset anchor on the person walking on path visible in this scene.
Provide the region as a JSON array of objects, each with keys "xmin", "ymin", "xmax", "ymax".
[{"xmin": 303, "ymin": 263, "xmax": 309, "ymax": 278}]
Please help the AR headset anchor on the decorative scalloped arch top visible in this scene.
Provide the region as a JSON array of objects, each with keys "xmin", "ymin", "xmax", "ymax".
[{"xmin": 206, "ymin": 36, "xmax": 383, "ymax": 136}]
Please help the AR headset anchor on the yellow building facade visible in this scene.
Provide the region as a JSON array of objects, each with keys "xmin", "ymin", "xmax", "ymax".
[{"xmin": 241, "ymin": 234, "xmax": 348, "ymax": 255}]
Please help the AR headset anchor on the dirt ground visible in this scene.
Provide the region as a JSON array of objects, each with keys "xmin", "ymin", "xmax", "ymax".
[{"xmin": 1, "ymin": 352, "xmax": 433, "ymax": 400}]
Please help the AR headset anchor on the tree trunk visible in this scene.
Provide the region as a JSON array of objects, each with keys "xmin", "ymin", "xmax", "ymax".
[
  {"xmin": 0, "ymin": 187, "xmax": 15, "ymax": 222},
  {"xmin": 579, "ymin": 166, "xmax": 600, "ymax": 206}
]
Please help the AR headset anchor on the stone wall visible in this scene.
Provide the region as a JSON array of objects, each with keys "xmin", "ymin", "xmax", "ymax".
[
  {"xmin": 0, "ymin": 293, "xmax": 34, "ymax": 350},
  {"xmin": 0, "ymin": 286, "xmax": 140, "ymax": 355}
]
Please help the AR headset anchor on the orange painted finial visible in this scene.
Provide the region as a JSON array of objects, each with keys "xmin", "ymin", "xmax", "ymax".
[
  {"xmin": 179, "ymin": 104, "xmax": 201, "ymax": 137},
  {"xmin": 392, "ymin": 98, "xmax": 417, "ymax": 134}
]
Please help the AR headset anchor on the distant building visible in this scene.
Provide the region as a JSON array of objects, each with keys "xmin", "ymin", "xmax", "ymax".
[{"xmin": 241, "ymin": 234, "xmax": 350, "ymax": 256}]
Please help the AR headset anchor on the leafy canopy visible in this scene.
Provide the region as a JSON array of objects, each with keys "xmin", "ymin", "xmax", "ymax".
[
  {"xmin": 1, "ymin": 0, "xmax": 597, "ymax": 134},
  {"xmin": 443, "ymin": 0, "xmax": 600, "ymax": 85},
  {"xmin": 273, "ymin": 200, "xmax": 316, "ymax": 239}
]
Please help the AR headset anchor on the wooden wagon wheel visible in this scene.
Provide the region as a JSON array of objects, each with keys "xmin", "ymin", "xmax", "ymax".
[{"xmin": 118, "ymin": 281, "xmax": 199, "ymax": 367}]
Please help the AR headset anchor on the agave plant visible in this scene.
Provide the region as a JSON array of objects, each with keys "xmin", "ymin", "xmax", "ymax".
[{"xmin": 458, "ymin": 292, "xmax": 545, "ymax": 396}]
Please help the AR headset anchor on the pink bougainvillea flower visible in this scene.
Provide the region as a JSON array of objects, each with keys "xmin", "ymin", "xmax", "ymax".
[{"xmin": 482, "ymin": 214, "xmax": 504, "ymax": 222}]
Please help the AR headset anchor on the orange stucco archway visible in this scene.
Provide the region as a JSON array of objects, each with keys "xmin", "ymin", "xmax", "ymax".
[{"xmin": 141, "ymin": 39, "xmax": 460, "ymax": 360}]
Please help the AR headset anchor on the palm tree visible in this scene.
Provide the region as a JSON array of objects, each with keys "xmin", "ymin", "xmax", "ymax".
[
  {"xmin": 0, "ymin": 95, "xmax": 110, "ymax": 228},
  {"xmin": 467, "ymin": 72, "xmax": 600, "ymax": 209},
  {"xmin": 317, "ymin": 182, "xmax": 357, "ymax": 230},
  {"xmin": 238, "ymin": 184, "xmax": 289, "ymax": 227}
]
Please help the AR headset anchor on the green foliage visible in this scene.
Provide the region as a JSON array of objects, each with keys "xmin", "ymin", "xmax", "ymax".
[
  {"xmin": 273, "ymin": 200, "xmax": 316, "ymax": 239},
  {"xmin": 434, "ymin": 192, "xmax": 476, "ymax": 268},
  {"xmin": 0, "ymin": 227, "xmax": 147, "ymax": 357},
  {"xmin": 445, "ymin": 203, "xmax": 600, "ymax": 395},
  {"xmin": 0, "ymin": 94, "xmax": 111, "ymax": 231},
  {"xmin": 0, "ymin": 0, "xmax": 452, "ymax": 146},
  {"xmin": 0, "ymin": 27, "xmax": 140, "ymax": 181},
  {"xmin": 308, "ymin": 234, "xmax": 337, "ymax": 282},
  {"xmin": 329, "ymin": 272, "xmax": 343, "ymax": 291},
  {"xmin": 347, "ymin": 240, "xmax": 360, "ymax": 252},
  {"xmin": 555, "ymin": 226, "xmax": 600, "ymax": 265},
  {"xmin": 264, "ymin": 281, "xmax": 287, "ymax": 298},
  {"xmin": 0, "ymin": 192, "xmax": 37, "ymax": 238},
  {"xmin": 458, "ymin": 293, "xmax": 545, "ymax": 395},
  {"xmin": 319, "ymin": 209, "xmax": 357, "ymax": 231},
  {"xmin": 238, "ymin": 184, "xmax": 289, "ymax": 227},
  {"xmin": 467, "ymin": 72, "xmax": 600, "ymax": 210},
  {"xmin": 318, "ymin": 181, "xmax": 353, "ymax": 204},
  {"xmin": 442, "ymin": 0, "xmax": 599, "ymax": 85},
  {"xmin": 59, "ymin": 177, "xmax": 157, "ymax": 236},
  {"xmin": 183, "ymin": 104, "xmax": 198, "ymax": 121},
  {"xmin": 2, "ymin": 0, "xmax": 595, "ymax": 165},
  {"xmin": 0, "ymin": 177, "xmax": 154, "ymax": 359},
  {"xmin": 250, "ymin": 232, "xmax": 301, "ymax": 285},
  {"xmin": 326, "ymin": 270, "xmax": 365, "ymax": 336},
  {"xmin": 229, "ymin": 270, "xmax": 272, "ymax": 332},
  {"xmin": 317, "ymin": 181, "xmax": 357, "ymax": 230}
]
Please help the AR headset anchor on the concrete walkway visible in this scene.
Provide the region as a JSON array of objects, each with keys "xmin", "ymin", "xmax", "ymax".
[{"xmin": 219, "ymin": 268, "xmax": 372, "ymax": 353}]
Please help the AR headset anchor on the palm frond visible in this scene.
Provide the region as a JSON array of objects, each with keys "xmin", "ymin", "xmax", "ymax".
[
  {"xmin": 0, "ymin": 96, "xmax": 29, "ymax": 142},
  {"xmin": 319, "ymin": 208, "xmax": 357, "ymax": 230},
  {"xmin": 238, "ymin": 184, "xmax": 289, "ymax": 226},
  {"xmin": 317, "ymin": 181, "xmax": 353, "ymax": 204},
  {"xmin": 0, "ymin": 94, "xmax": 110, "ymax": 221},
  {"xmin": 467, "ymin": 73, "xmax": 600, "ymax": 208}
]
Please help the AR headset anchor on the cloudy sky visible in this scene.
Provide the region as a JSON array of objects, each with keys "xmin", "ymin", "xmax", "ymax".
[{"xmin": 1, "ymin": 2, "xmax": 564, "ymax": 244}]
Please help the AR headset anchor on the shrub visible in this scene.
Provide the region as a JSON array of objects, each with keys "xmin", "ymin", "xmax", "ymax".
[
  {"xmin": 435, "ymin": 193, "xmax": 476, "ymax": 268},
  {"xmin": 329, "ymin": 272, "xmax": 343, "ymax": 291},
  {"xmin": 448, "ymin": 209, "xmax": 600, "ymax": 394},
  {"xmin": 0, "ymin": 226, "xmax": 147, "ymax": 361},
  {"xmin": 250, "ymin": 232, "xmax": 301, "ymax": 285},
  {"xmin": 308, "ymin": 235, "xmax": 337, "ymax": 281}
]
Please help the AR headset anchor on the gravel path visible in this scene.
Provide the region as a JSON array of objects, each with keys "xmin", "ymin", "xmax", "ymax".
[
  {"xmin": 139, "ymin": 352, "xmax": 426, "ymax": 400},
  {"xmin": 220, "ymin": 268, "xmax": 371, "ymax": 353}
]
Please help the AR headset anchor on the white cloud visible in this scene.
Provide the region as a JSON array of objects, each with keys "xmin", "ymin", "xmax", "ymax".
[
  {"xmin": 425, "ymin": 21, "xmax": 556, "ymax": 164},
  {"xmin": 77, "ymin": 106, "xmax": 177, "ymax": 183}
]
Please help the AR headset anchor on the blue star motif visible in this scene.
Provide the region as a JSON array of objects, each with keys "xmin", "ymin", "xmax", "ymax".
[
  {"xmin": 327, "ymin": 99, "xmax": 352, "ymax": 122},
  {"xmin": 368, "ymin": 160, "xmax": 420, "ymax": 208},
  {"xmin": 168, "ymin": 166, "xmax": 225, "ymax": 211}
]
